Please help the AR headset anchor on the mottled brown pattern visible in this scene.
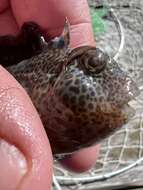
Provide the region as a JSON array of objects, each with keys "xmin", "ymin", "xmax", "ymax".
[{"xmin": 5, "ymin": 21, "xmax": 139, "ymax": 155}]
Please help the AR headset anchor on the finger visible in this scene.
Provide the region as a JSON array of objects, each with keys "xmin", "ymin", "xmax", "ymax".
[
  {"xmin": 0, "ymin": 8, "xmax": 18, "ymax": 35},
  {"xmin": 0, "ymin": 0, "xmax": 9, "ymax": 13},
  {"xmin": 11, "ymin": 0, "xmax": 95, "ymax": 47},
  {"xmin": 60, "ymin": 145, "xmax": 100, "ymax": 173},
  {"xmin": 0, "ymin": 66, "xmax": 52, "ymax": 190}
]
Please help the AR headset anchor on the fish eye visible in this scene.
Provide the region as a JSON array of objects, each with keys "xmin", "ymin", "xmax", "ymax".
[{"xmin": 84, "ymin": 48, "xmax": 107, "ymax": 74}]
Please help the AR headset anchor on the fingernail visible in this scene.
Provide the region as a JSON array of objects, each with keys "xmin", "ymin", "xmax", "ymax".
[{"xmin": 0, "ymin": 139, "xmax": 28, "ymax": 190}]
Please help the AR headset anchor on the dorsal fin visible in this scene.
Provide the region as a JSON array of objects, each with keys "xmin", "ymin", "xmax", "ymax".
[{"xmin": 47, "ymin": 18, "xmax": 70, "ymax": 49}]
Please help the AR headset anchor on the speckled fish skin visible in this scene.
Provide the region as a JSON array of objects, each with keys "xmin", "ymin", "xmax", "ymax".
[{"xmin": 6, "ymin": 21, "xmax": 139, "ymax": 155}]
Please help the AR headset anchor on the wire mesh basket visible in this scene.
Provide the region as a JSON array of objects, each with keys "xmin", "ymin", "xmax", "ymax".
[{"xmin": 53, "ymin": 1, "xmax": 143, "ymax": 189}]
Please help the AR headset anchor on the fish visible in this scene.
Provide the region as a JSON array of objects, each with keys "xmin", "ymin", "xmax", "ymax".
[{"xmin": 3, "ymin": 19, "xmax": 139, "ymax": 156}]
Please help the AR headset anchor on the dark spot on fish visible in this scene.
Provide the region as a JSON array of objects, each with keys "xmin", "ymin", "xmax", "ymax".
[
  {"xmin": 65, "ymin": 79, "xmax": 73, "ymax": 86},
  {"xmin": 88, "ymin": 103, "xmax": 94, "ymax": 110},
  {"xmin": 91, "ymin": 118, "xmax": 96, "ymax": 123},
  {"xmin": 91, "ymin": 91, "xmax": 95, "ymax": 96},
  {"xmin": 99, "ymin": 96, "xmax": 104, "ymax": 102},
  {"xmin": 71, "ymin": 105, "xmax": 77, "ymax": 112},
  {"xmin": 82, "ymin": 121, "xmax": 89, "ymax": 126},
  {"xmin": 63, "ymin": 94, "xmax": 69, "ymax": 103},
  {"xmin": 56, "ymin": 108, "xmax": 62, "ymax": 114},
  {"xmin": 75, "ymin": 79, "xmax": 80, "ymax": 85},
  {"xmin": 65, "ymin": 113, "xmax": 74, "ymax": 122},
  {"xmin": 54, "ymin": 117, "xmax": 66, "ymax": 125},
  {"xmin": 86, "ymin": 94, "xmax": 90, "ymax": 99},
  {"xmin": 60, "ymin": 81, "xmax": 64, "ymax": 86},
  {"xmin": 78, "ymin": 99, "xmax": 86, "ymax": 107},
  {"xmin": 56, "ymin": 89, "xmax": 63, "ymax": 96},
  {"xmin": 70, "ymin": 96, "xmax": 77, "ymax": 105},
  {"xmin": 77, "ymin": 73, "xmax": 83, "ymax": 77},
  {"xmin": 81, "ymin": 84, "xmax": 87, "ymax": 93},
  {"xmin": 79, "ymin": 95, "xmax": 85, "ymax": 101},
  {"xmin": 80, "ymin": 113, "xmax": 88, "ymax": 120},
  {"xmin": 89, "ymin": 87, "xmax": 93, "ymax": 91},
  {"xmin": 69, "ymin": 86, "xmax": 80, "ymax": 94},
  {"xmin": 75, "ymin": 117, "xmax": 82, "ymax": 123}
]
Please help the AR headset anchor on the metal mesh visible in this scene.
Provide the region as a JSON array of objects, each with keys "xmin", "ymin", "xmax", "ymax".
[{"xmin": 53, "ymin": 1, "xmax": 143, "ymax": 189}]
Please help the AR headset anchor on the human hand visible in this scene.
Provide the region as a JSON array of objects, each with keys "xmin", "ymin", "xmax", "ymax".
[{"xmin": 0, "ymin": 0, "xmax": 100, "ymax": 189}]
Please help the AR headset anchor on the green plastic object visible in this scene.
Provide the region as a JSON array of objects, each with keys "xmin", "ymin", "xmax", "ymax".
[{"xmin": 90, "ymin": 7, "xmax": 108, "ymax": 35}]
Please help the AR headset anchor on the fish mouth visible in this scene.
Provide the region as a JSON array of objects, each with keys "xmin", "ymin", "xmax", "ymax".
[
  {"xmin": 122, "ymin": 80, "xmax": 140, "ymax": 121},
  {"xmin": 122, "ymin": 78, "xmax": 140, "ymax": 120},
  {"xmin": 125, "ymin": 77, "xmax": 140, "ymax": 100}
]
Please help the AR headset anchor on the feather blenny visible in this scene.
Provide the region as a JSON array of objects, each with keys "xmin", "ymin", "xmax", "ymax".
[{"xmin": 0, "ymin": 20, "xmax": 139, "ymax": 156}]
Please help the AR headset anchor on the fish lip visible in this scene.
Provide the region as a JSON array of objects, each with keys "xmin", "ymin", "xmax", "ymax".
[{"xmin": 126, "ymin": 78, "xmax": 140, "ymax": 101}]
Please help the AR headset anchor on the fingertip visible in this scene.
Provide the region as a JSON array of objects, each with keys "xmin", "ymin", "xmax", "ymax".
[
  {"xmin": 70, "ymin": 22, "xmax": 95, "ymax": 48},
  {"xmin": 59, "ymin": 145, "xmax": 100, "ymax": 173},
  {"xmin": 0, "ymin": 66, "xmax": 53, "ymax": 189}
]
